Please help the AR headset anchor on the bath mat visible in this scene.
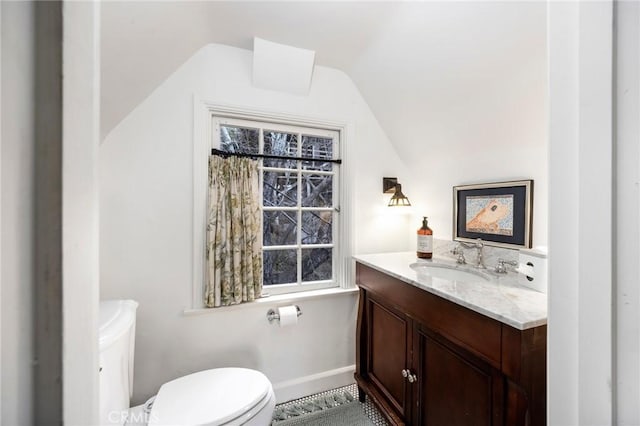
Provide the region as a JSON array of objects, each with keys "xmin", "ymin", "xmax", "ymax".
[{"xmin": 271, "ymin": 397, "xmax": 374, "ymax": 426}]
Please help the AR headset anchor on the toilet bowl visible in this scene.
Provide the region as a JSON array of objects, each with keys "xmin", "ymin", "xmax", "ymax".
[
  {"xmin": 147, "ymin": 368, "xmax": 275, "ymax": 426},
  {"xmin": 99, "ymin": 300, "xmax": 276, "ymax": 426}
]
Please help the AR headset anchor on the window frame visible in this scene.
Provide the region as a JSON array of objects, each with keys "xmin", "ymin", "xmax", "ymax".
[
  {"xmin": 192, "ymin": 102, "xmax": 353, "ymax": 307},
  {"xmin": 212, "ymin": 116, "xmax": 340, "ymax": 295}
]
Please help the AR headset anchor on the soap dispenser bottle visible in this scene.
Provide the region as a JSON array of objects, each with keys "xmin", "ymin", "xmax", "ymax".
[{"xmin": 417, "ymin": 216, "xmax": 433, "ymax": 259}]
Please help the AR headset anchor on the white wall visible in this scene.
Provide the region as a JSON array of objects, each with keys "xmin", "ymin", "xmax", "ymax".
[
  {"xmin": 548, "ymin": 1, "xmax": 614, "ymax": 424},
  {"xmin": 100, "ymin": 43, "xmax": 409, "ymax": 403},
  {"xmin": 62, "ymin": 2, "xmax": 101, "ymax": 424},
  {"xmin": 1, "ymin": 2, "xmax": 35, "ymax": 423},
  {"xmin": 348, "ymin": 1, "xmax": 549, "ymax": 249},
  {"xmin": 614, "ymin": 2, "xmax": 640, "ymax": 424}
]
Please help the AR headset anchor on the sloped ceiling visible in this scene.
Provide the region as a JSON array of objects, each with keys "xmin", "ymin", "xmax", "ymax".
[
  {"xmin": 101, "ymin": 1, "xmax": 547, "ymax": 156},
  {"xmin": 101, "ymin": 1, "xmax": 398, "ymax": 139}
]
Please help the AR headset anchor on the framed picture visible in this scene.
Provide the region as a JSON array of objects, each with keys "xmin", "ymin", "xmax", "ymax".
[{"xmin": 453, "ymin": 180, "xmax": 533, "ymax": 249}]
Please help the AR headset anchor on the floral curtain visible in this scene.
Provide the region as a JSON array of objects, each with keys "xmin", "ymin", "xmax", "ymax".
[{"xmin": 206, "ymin": 155, "xmax": 262, "ymax": 307}]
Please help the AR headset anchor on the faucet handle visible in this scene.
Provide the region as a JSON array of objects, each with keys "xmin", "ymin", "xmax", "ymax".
[
  {"xmin": 495, "ymin": 258, "xmax": 518, "ymax": 274},
  {"xmin": 451, "ymin": 245, "xmax": 466, "ymax": 264}
]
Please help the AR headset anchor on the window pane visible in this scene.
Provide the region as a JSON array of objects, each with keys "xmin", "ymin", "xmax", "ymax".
[
  {"xmin": 263, "ymin": 171, "xmax": 298, "ymax": 207},
  {"xmin": 219, "ymin": 125, "xmax": 259, "ymax": 154},
  {"xmin": 264, "ymin": 131, "xmax": 298, "ymax": 168},
  {"xmin": 301, "ymin": 211, "xmax": 332, "ymax": 245},
  {"xmin": 301, "ymin": 174, "xmax": 332, "ymax": 207},
  {"xmin": 263, "ymin": 211, "xmax": 297, "ymax": 246},
  {"xmin": 302, "ymin": 248, "xmax": 332, "ymax": 282},
  {"xmin": 302, "ymin": 136, "xmax": 333, "ymax": 171},
  {"xmin": 264, "ymin": 250, "xmax": 297, "ymax": 285}
]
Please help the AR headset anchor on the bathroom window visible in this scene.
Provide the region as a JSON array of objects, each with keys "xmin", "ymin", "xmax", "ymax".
[{"xmin": 211, "ymin": 116, "xmax": 341, "ymax": 295}]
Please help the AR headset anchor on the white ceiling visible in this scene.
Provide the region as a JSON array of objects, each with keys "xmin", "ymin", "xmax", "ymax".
[
  {"xmin": 101, "ymin": 1, "xmax": 398, "ymax": 139},
  {"xmin": 101, "ymin": 1, "xmax": 547, "ymax": 155}
]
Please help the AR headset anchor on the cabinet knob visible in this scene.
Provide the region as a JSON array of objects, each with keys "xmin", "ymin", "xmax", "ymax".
[{"xmin": 402, "ymin": 369, "xmax": 418, "ymax": 383}]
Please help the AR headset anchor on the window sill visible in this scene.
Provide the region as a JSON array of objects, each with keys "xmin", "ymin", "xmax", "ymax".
[{"xmin": 183, "ymin": 286, "xmax": 359, "ymax": 316}]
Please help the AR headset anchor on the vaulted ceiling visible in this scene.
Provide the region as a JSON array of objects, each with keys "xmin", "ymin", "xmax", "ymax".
[{"xmin": 101, "ymin": 1, "xmax": 547, "ymax": 164}]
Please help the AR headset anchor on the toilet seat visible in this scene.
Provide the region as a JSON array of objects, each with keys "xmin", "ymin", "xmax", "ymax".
[{"xmin": 148, "ymin": 368, "xmax": 274, "ymax": 426}]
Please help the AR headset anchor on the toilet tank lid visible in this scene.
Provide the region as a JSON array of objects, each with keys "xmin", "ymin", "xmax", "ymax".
[
  {"xmin": 149, "ymin": 368, "xmax": 273, "ymax": 426},
  {"xmin": 99, "ymin": 300, "xmax": 138, "ymax": 352}
]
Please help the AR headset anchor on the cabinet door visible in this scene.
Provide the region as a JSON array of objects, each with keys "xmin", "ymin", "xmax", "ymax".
[
  {"xmin": 414, "ymin": 327, "xmax": 503, "ymax": 426},
  {"xmin": 366, "ymin": 296, "xmax": 412, "ymax": 420}
]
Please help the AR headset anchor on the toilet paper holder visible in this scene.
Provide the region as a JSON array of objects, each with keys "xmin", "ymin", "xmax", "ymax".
[{"xmin": 267, "ymin": 305, "xmax": 302, "ymax": 324}]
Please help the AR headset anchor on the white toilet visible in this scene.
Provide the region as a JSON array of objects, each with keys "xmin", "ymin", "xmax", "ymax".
[{"xmin": 99, "ymin": 300, "xmax": 276, "ymax": 426}]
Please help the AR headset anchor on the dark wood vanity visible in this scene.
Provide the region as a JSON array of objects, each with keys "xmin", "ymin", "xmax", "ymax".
[{"xmin": 355, "ymin": 262, "xmax": 546, "ymax": 426}]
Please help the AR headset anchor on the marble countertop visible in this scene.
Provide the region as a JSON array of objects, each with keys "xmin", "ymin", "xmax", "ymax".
[{"xmin": 353, "ymin": 252, "xmax": 547, "ymax": 330}]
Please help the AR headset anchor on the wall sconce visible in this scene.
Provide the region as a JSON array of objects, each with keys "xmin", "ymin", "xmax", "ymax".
[{"xmin": 383, "ymin": 177, "xmax": 411, "ymax": 207}]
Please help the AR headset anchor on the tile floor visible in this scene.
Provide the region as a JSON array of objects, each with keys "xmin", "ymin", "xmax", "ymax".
[{"xmin": 274, "ymin": 383, "xmax": 388, "ymax": 425}]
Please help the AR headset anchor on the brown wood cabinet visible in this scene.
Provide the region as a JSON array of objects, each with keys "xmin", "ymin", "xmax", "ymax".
[{"xmin": 355, "ymin": 263, "xmax": 546, "ymax": 426}]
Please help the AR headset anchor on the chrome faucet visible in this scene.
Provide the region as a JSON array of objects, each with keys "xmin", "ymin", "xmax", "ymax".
[{"xmin": 455, "ymin": 239, "xmax": 486, "ymax": 269}]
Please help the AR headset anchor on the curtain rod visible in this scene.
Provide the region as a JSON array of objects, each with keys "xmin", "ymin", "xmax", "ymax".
[{"xmin": 211, "ymin": 148, "xmax": 342, "ymax": 165}]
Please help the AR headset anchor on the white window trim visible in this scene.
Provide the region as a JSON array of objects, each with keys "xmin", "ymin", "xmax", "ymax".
[
  {"xmin": 183, "ymin": 287, "xmax": 359, "ymax": 317},
  {"xmin": 192, "ymin": 98, "xmax": 354, "ymax": 309},
  {"xmin": 212, "ymin": 116, "xmax": 339, "ymax": 295}
]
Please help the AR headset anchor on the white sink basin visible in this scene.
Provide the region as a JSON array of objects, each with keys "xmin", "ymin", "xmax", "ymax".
[{"xmin": 409, "ymin": 262, "xmax": 490, "ymax": 282}]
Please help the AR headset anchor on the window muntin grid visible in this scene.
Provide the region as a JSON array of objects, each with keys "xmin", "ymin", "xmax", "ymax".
[{"xmin": 212, "ymin": 117, "xmax": 340, "ymax": 293}]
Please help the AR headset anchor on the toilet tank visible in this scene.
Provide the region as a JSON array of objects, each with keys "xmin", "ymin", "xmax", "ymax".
[{"xmin": 99, "ymin": 300, "xmax": 138, "ymax": 425}]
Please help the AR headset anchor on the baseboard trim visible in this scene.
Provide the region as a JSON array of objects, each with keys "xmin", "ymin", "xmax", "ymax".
[{"xmin": 272, "ymin": 365, "xmax": 356, "ymax": 404}]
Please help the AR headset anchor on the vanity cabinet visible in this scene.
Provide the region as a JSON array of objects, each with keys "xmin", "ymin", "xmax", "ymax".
[
  {"xmin": 355, "ymin": 263, "xmax": 546, "ymax": 426},
  {"xmin": 364, "ymin": 293, "xmax": 413, "ymax": 422}
]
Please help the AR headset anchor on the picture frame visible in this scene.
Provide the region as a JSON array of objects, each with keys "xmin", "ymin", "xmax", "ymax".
[{"xmin": 453, "ymin": 180, "xmax": 533, "ymax": 249}]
